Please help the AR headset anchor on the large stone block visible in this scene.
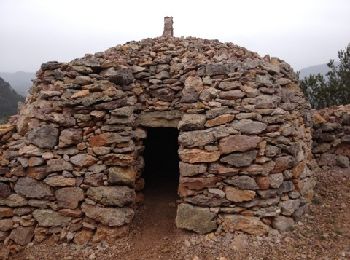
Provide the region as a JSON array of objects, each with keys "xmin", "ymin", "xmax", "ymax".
[
  {"xmin": 108, "ymin": 167, "xmax": 136, "ymax": 186},
  {"xmin": 44, "ymin": 176, "xmax": 76, "ymax": 187},
  {"xmin": 225, "ymin": 176, "xmax": 259, "ymax": 190},
  {"xmin": 47, "ymin": 159, "xmax": 73, "ymax": 172},
  {"xmin": 33, "ymin": 209, "xmax": 71, "ymax": 227},
  {"xmin": 178, "ymin": 130, "xmax": 215, "ymax": 147},
  {"xmin": 219, "ymin": 135, "xmax": 261, "ymax": 154},
  {"xmin": 89, "ymin": 133, "xmax": 130, "ymax": 147},
  {"xmin": 58, "ymin": 128, "xmax": 82, "ymax": 148},
  {"xmin": 9, "ymin": 226, "xmax": 34, "ymax": 245},
  {"xmin": 181, "ymin": 75, "xmax": 204, "ymax": 102},
  {"xmin": 14, "ymin": 177, "xmax": 52, "ymax": 199},
  {"xmin": 179, "ymin": 162, "xmax": 207, "ymax": 177},
  {"xmin": 178, "ymin": 114, "xmax": 206, "ymax": 130},
  {"xmin": 179, "ymin": 149, "xmax": 220, "ymax": 163},
  {"xmin": 55, "ymin": 187, "xmax": 84, "ymax": 209},
  {"xmin": 233, "ymin": 120, "xmax": 267, "ymax": 134},
  {"xmin": 224, "ymin": 186, "xmax": 256, "ymax": 202},
  {"xmin": 87, "ymin": 186, "xmax": 135, "ymax": 207},
  {"xmin": 82, "ymin": 204, "xmax": 134, "ymax": 227},
  {"xmin": 70, "ymin": 154, "xmax": 97, "ymax": 167},
  {"xmin": 220, "ymin": 150, "xmax": 257, "ymax": 167},
  {"xmin": 175, "ymin": 203, "xmax": 217, "ymax": 234},
  {"xmin": 27, "ymin": 125, "xmax": 59, "ymax": 149}
]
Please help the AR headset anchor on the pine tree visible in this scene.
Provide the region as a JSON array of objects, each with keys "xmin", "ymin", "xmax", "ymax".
[{"xmin": 300, "ymin": 43, "xmax": 350, "ymax": 109}]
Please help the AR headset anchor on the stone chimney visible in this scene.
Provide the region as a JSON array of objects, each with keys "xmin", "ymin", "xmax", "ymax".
[{"xmin": 163, "ymin": 17, "xmax": 174, "ymax": 37}]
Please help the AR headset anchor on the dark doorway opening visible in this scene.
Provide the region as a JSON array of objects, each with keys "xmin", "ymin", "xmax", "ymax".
[
  {"xmin": 143, "ymin": 127, "xmax": 180, "ymax": 199},
  {"xmin": 131, "ymin": 128, "xmax": 181, "ymax": 258}
]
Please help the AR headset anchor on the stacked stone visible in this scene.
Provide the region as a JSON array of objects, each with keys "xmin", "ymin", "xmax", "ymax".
[
  {"xmin": 312, "ymin": 105, "xmax": 350, "ymax": 168},
  {"xmin": 0, "ymin": 36, "xmax": 313, "ymax": 246}
]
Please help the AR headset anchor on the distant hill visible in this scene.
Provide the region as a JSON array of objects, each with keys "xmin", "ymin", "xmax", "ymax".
[
  {"xmin": 0, "ymin": 71, "xmax": 35, "ymax": 96},
  {"xmin": 298, "ymin": 63, "xmax": 339, "ymax": 79},
  {"xmin": 0, "ymin": 77, "xmax": 24, "ymax": 123}
]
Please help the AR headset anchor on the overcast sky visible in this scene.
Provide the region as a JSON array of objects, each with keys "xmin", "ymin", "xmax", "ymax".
[{"xmin": 0, "ymin": 0, "xmax": 349, "ymax": 72}]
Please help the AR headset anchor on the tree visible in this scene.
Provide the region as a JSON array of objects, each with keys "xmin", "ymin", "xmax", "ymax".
[{"xmin": 300, "ymin": 43, "xmax": 350, "ymax": 109}]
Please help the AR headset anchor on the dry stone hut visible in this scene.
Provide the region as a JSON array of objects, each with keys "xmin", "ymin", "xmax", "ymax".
[{"xmin": 0, "ymin": 18, "xmax": 315, "ymax": 245}]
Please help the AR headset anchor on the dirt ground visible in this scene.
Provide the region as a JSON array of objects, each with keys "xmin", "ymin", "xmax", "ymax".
[{"xmin": 5, "ymin": 168, "xmax": 350, "ymax": 260}]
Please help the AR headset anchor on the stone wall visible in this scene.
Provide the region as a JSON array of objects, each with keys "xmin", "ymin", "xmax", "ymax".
[
  {"xmin": 0, "ymin": 36, "xmax": 313, "ymax": 247},
  {"xmin": 312, "ymin": 105, "xmax": 350, "ymax": 168}
]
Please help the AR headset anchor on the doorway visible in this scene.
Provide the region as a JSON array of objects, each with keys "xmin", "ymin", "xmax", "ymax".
[
  {"xmin": 130, "ymin": 128, "xmax": 181, "ymax": 260},
  {"xmin": 142, "ymin": 127, "xmax": 180, "ymax": 203}
]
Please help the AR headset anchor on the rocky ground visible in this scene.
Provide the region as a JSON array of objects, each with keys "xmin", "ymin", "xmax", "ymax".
[{"xmin": 3, "ymin": 168, "xmax": 349, "ymax": 260}]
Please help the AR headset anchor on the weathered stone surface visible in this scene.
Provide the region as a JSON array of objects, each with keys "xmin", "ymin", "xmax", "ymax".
[
  {"xmin": 82, "ymin": 204, "xmax": 134, "ymax": 226},
  {"xmin": 278, "ymin": 181, "xmax": 295, "ymax": 194},
  {"xmin": 233, "ymin": 120, "xmax": 267, "ymax": 134},
  {"xmin": 181, "ymin": 75, "xmax": 204, "ymax": 102},
  {"xmin": 225, "ymin": 176, "xmax": 259, "ymax": 190},
  {"xmin": 219, "ymin": 90, "xmax": 245, "ymax": 100},
  {"xmin": 136, "ymin": 111, "xmax": 182, "ymax": 128},
  {"xmin": 103, "ymin": 153, "xmax": 134, "ymax": 166},
  {"xmin": 14, "ymin": 177, "xmax": 52, "ymax": 199},
  {"xmin": 71, "ymin": 89, "xmax": 90, "ymax": 99},
  {"xmin": 272, "ymin": 216, "xmax": 295, "ymax": 231},
  {"xmin": 9, "ymin": 226, "xmax": 34, "ymax": 245},
  {"xmin": 27, "ymin": 125, "xmax": 59, "ymax": 149},
  {"xmin": 55, "ymin": 187, "xmax": 84, "ymax": 209},
  {"xmin": 179, "ymin": 130, "xmax": 215, "ymax": 147},
  {"xmin": 224, "ymin": 186, "xmax": 255, "ymax": 202},
  {"xmin": 205, "ymin": 114, "xmax": 234, "ymax": 127},
  {"xmin": 89, "ymin": 133, "xmax": 130, "ymax": 147},
  {"xmin": 101, "ymin": 67, "xmax": 134, "ymax": 85},
  {"xmin": 18, "ymin": 145, "xmax": 42, "ymax": 156},
  {"xmin": 179, "ymin": 162, "xmax": 206, "ymax": 177},
  {"xmin": 179, "ymin": 149, "xmax": 220, "ymax": 163},
  {"xmin": 256, "ymin": 176, "xmax": 270, "ymax": 189},
  {"xmin": 0, "ymin": 183, "xmax": 11, "ymax": 198},
  {"xmin": 255, "ymin": 95, "xmax": 280, "ymax": 109},
  {"xmin": 44, "ymin": 176, "xmax": 76, "ymax": 187},
  {"xmin": 0, "ymin": 219, "xmax": 13, "ymax": 232},
  {"xmin": 33, "ymin": 209, "xmax": 71, "ymax": 227},
  {"xmin": 336, "ymin": 155, "xmax": 349, "ymax": 168},
  {"xmin": 222, "ymin": 215, "xmax": 269, "ymax": 235},
  {"xmin": 87, "ymin": 186, "xmax": 135, "ymax": 207},
  {"xmin": 178, "ymin": 114, "xmax": 206, "ymax": 130},
  {"xmin": 0, "ymin": 194, "xmax": 27, "ymax": 207},
  {"xmin": 58, "ymin": 128, "xmax": 82, "ymax": 148},
  {"xmin": 70, "ymin": 154, "xmax": 97, "ymax": 167},
  {"xmin": 220, "ymin": 150, "xmax": 257, "ymax": 167},
  {"xmin": 108, "ymin": 167, "xmax": 136, "ymax": 186},
  {"xmin": 175, "ymin": 203, "xmax": 217, "ymax": 234},
  {"xmin": 184, "ymin": 193, "xmax": 228, "ymax": 207},
  {"xmin": 179, "ymin": 177, "xmax": 219, "ymax": 196},
  {"xmin": 47, "ymin": 159, "xmax": 73, "ymax": 172},
  {"xmin": 279, "ymin": 199, "xmax": 300, "ymax": 216},
  {"xmin": 28, "ymin": 157, "xmax": 44, "ymax": 167},
  {"xmin": 269, "ymin": 173, "xmax": 284, "ymax": 189},
  {"xmin": 0, "ymin": 207, "xmax": 13, "ymax": 218},
  {"xmin": 265, "ymin": 145, "xmax": 280, "ymax": 158},
  {"xmin": 272, "ymin": 156, "xmax": 294, "ymax": 173},
  {"xmin": 219, "ymin": 135, "xmax": 261, "ymax": 154}
]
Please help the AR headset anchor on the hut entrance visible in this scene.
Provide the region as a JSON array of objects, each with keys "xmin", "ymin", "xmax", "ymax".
[
  {"xmin": 143, "ymin": 127, "xmax": 180, "ymax": 204},
  {"xmin": 131, "ymin": 127, "xmax": 180, "ymax": 253}
]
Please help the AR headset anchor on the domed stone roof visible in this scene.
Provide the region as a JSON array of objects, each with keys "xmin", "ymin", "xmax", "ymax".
[{"xmin": 0, "ymin": 19, "xmax": 314, "ymax": 245}]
